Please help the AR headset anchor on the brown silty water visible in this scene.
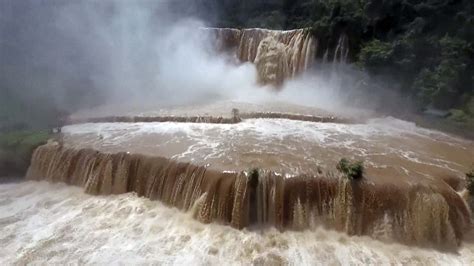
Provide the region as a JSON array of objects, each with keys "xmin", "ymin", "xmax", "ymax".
[
  {"xmin": 26, "ymin": 101, "xmax": 474, "ymax": 249},
  {"xmin": 204, "ymin": 28, "xmax": 316, "ymax": 86},
  {"xmin": 24, "ymin": 23, "xmax": 474, "ymax": 247}
]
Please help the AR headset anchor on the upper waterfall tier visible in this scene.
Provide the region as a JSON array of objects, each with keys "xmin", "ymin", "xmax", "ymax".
[{"xmin": 205, "ymin": 28, "xmax": 316, "ymax": 86}]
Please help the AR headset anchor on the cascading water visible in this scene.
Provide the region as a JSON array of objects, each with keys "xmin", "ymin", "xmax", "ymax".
[
  {"xmin": 26, "ymin": 144, "xmax": 250, "ymax": 228},
  {"xmin": 205, "ymin": 28, "xmax": 316, "ymax": 86},
  {"xmin": 2, "ymin": 181, "xmax": 474, "ymax": 264},
  {"xmin": 333, "ymin": 34, "xmax": 349, "ymax": 65},
  {"xmin": 205, "ymin": 28, "xmax": 353, "ymax": 86},
  {"xmin": 25, "ymin": 143, "xmax": 471, "ymax": 249},
  {"xmin": 2, "ymin": 23, "xmax": 472, "ymax": 263}
]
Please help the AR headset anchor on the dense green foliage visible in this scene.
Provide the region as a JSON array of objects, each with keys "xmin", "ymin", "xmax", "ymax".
[
  {"xmin": 0, "ymin": 88, "xmax": 68, "ymax": 132},
  {"xmin": 203, "ymin": 0, "xmax": 474, "ymax": 117},
  {"xmin": 0, "ymin": 87, "xmax": 62, "ymax": 177},
  {"xmin": 337, "ymin": 158, "xmax": 364, "ymax": 180},
  {"xmin": 0, "ymin": 130, "xmax": 50, "ymax": 177}
]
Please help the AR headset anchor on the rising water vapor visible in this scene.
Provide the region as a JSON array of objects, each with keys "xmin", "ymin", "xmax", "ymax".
[
  {"xmin": 0, "ymin": 1, "xmax": 258, "ymax": 117},
  {"xmin": 1, "ymin": 0, "xmax": 411, "ymax": 124}
]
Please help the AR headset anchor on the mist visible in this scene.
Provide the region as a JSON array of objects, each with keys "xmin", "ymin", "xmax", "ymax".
[
  {"xmin": 0, "ymin": 0, "xmax": 411, "ymax": 129},
  {"xmin": 1, "ymin": 1, "xmax": 254, "ymax": 113}
]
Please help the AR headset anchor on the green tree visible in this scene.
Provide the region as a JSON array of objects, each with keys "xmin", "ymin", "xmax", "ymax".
[
  {"xmin": 358, "ymin": 39, "xmax": 393, "ymax": 73},
  {"xmin": 414, "ymin": 36, "xmax": 471, "ymax": 109}
]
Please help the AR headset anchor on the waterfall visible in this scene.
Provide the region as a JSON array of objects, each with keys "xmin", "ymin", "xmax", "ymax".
[
  {"xmin": 322, "ymin": 48, "xmax": 329, "ymax": 64},
  {"xmin": 204, "ymin": 28, "xmax": 317, "ymax": 86},
  {"xmin": 333, "ymin": 34, "xmax": 349, "ymax": 65},
  {"xmin": 204, "ymin": 28, "xmax": 361, "ymax": 87},
  {"xmin": 26, "ymin": 144, "xmax": 472, "ymax": 248},
  {"xmin": 27, "ymin": 144, "xmax": 250, "ymax": 228},
  {"xmin": 204, "ymin": 29, "xmax": 358, "ymax": 86},
  {"xmin": 205, "ymin": 27, "xmax": 242, "ymax": 52}
]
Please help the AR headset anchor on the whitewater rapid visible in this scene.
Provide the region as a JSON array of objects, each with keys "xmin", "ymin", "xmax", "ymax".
[
  {"xmin": 1, "ymin": 181, "xmax": 473, "ymax": 265},
  {"xmin": 62, "ymin": 117, "xmax": 474, "ymax": 183}
]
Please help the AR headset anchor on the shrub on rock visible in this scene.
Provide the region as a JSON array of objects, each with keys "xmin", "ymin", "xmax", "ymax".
[{"xmin": 337, "ymin": 158, "xmax": 364, "ymax": 180}]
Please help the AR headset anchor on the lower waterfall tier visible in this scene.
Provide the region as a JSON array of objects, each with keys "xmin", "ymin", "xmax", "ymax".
[{"xmin": 26, "ymin": 144, "xmax": 471, "ymax": 249}]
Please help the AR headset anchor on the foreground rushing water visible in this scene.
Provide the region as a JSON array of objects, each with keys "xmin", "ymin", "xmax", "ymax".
[{"xmin": 1, "ymin": 181, "xmax": 473, "ymax": 265}]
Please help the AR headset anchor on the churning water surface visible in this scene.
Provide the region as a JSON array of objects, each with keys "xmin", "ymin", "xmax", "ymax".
[
  {"xmin": 62, "ymin": 117, "xmax": 474, "ymax": 185},
  {"xmin": 1, "ymin": 181, "xmax": 474, "ymax": 265}
]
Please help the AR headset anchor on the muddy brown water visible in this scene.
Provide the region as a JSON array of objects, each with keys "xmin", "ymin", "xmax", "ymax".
[
  {"xmin": 62, "ymin": 117, "xmax": 474, "ymax": 190},
  {"xmin": 26, "ymin": 102, "xmax": 474, "ymax": 249}
]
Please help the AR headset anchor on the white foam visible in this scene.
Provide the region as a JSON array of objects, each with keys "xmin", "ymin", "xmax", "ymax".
[
  {"xmin": 63, "ymin": 118, "xmax": 474, "ymax": 176},
  {"xmin": 1, "ymin": 181, "xmax": 473, "ymax": 264}
]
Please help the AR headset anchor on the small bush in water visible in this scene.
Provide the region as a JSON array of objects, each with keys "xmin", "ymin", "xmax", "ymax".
[
  {"xmin": 467, "ymin": 170, "xmax": 474, "ymax": 196},
  {"xmin": 337, "ymin": 158, "xmax": 364, "ymax": 180}
]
